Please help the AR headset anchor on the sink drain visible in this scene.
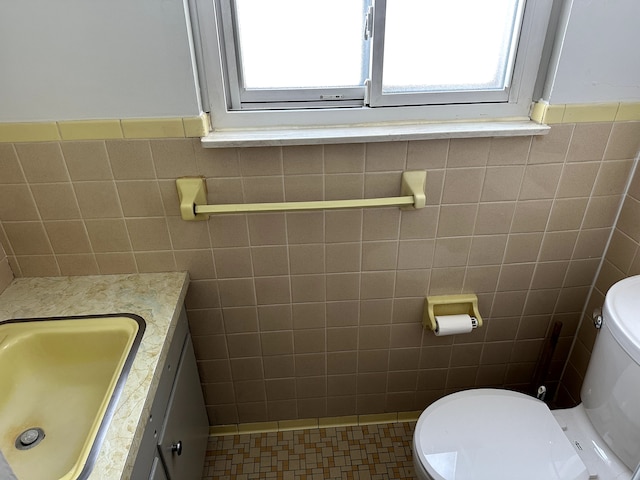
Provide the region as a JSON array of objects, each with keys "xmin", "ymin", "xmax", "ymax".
[{"xmin": 15, "ymin": 428, "xmax": 45, "ymax": 450}]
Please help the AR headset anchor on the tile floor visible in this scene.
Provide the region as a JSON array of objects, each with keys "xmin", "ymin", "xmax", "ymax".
[{"xmin": 201, "ymin": 421, "xmax": 416, "ymax": 479}]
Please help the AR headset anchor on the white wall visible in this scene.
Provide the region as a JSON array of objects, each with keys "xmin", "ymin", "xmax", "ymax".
[
  {"xmin": 544, "ymin": 0, "xmax": 640, "ymax": 104},
  {"xmin": 1, "ymin": 0, "xmax": 639, "ymax": 123},
  {"xmin": 0, "ymin": 0, "xmax": 201, "ymax": 122}
]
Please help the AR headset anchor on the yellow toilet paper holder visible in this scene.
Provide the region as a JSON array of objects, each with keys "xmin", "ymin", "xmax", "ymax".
[{"xmin": 423, "ymin": 293, "xmax": 483, "ymax": 331}]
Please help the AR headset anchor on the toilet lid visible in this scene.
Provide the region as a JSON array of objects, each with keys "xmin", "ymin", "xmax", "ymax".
[{"xmin": 414, "ymin": 389, "xmax": 589, "ymax": 480}]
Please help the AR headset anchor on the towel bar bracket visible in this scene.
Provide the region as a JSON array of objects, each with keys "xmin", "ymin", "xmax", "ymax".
[{"xmin": 176, "ymin": 170, "xmax": 427, "ymax": 221}]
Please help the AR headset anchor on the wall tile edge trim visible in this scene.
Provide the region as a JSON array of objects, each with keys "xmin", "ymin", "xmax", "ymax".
[
  {"xmin": 208, "ymin": 411, "xmax": 423, "ymax": 437},
  {"xmin": 0, "ymin": 113, "xmax": 210, "ymax": 143},
  {"xmin": 532, "ymin": 101, "xmax": 640, "ymax": 124}
]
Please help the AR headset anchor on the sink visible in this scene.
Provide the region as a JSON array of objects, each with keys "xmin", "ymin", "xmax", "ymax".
[{"xmin": 0, "ymin": 314, "xmax": 145, "ymax": 480}]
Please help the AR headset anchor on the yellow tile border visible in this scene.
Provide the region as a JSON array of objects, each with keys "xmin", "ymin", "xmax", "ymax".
[
  {"xmin": 0, "ymin": 114, "xmax": 210, "ymax": 143},
  {"xmin": 209, "ymin": 412, "xmax": 421, "ymax": 437},
  {"xmin": 531, "ymin": 101, "xmax": 640, "ymax": 125}
]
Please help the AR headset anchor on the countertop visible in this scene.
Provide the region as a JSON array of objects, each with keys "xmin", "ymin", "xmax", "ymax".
[{"xmin": 0, "ymin": 272, "xmax": 190, "ymax": 480}]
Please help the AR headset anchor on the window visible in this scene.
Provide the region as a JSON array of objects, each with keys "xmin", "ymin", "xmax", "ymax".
[{"xmin": 193, "ymin": 0, "xmax": 554, "ymax": 135}]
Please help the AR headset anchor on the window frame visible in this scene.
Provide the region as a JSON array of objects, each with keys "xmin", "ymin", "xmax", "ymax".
[{"xmin": 192, "ymin": 0, "xmax": 555, "ymax": 133}]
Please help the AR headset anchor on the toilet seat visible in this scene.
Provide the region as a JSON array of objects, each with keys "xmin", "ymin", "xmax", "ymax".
[{"xmin": 413, "ymin": 389, "xmax": 589, "ymax": 480}]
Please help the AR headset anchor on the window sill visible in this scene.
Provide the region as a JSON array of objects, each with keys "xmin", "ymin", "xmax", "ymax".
[{"xmin": 201, "ymin": 120, "xmax": 549, "ymax": 148}]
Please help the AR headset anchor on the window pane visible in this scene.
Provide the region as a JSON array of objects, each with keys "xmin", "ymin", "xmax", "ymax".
[
  {"xmin": 234, "ymin": 0, "xmax": 369, "ymax": 90},
  {"xmin": 382, "ymin": 0, "xmax": 524, "ymax": 93}
]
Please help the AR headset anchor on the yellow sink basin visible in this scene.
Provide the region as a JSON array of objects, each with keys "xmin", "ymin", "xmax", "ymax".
[{"xmin": 0, "ymin": 314, "xmax": 145, "ymax": 480}]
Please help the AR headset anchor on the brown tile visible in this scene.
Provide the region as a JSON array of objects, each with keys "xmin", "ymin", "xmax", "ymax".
[
  {"xmin": 358, "ymin": 326, "xmax": 391, "ymax": 350},
  {"xmin": 604, "ymin": 122, "xmax": 640, "ymax": 160},
  {"xmin": 365, "ymin": 141, "xmax": 407, "ymax": 172},
  {"xmin": 360, "ymin": 271, "xmax": 395, "ymax": 299},
  {"xmin": 362, "ymin": 208, "xmax": 401, "ymax": 241},
  {"xmin": 325, "ymin": 173, "xmax": 364, "ymax": 201},
  {"xmin": 593, "ymin": 160, "xmax": 634, "ymax": 196},
  {"xmin": 116, "ymin": 180, "xmax": 165, "ymax": 217},
  {"xmin": 214, "ymin": 247, "xmax": 253, "ymax": 278},
  {"xmin": 400, "ymin": 206, "xmax": 438, "ymax": 239},
  {"xmin": 362, "ymin": 241, "xmax": 398, "ymax": 271},
  {"xmin": 360, "ymin": 299, "xmax": 393, "ymax": 325},
  {"xmin": 282, "ymin": 145, "xmax": 323, "ymax": 174},
  {"xmin": 327, "ymin": 351, "xmax": 357, "ymax": 374},
  {"xmin": 390, "ymin": 323, "xmax": 424, "ymax": 348},
  {"xmin": 566, "ymin": 123, "xmax": 612, "ymax": 162},
  {"xmin": 326, "ymin": 273, "xmax": 360, "ymax": 301},
  {"xmin": 468, "ymin": 235, "xmax": 507, "ymax": 266},
  {"xmin": 531, "ymin": 261, "xmax": 570, "ymax": 289},
  {"xmin": 217, "ymin": 278, "xmax": 256, "ymax": 307},
  {"xmin": 294, "ymin": 329, "xmax": 325, "ymax": 354},
  {"xmin": 474, "ymin": 202, "xmax": 515, "ymax": 235},
  {"xmin": 251, "ymin": 245, "xmax": 289, "ymax": 276},
  {"xmin": 437, "ymin": 204, "xmax": 477, "ymax": 237},
  {"xmin": 504, "ymin": 233, "xmax": 543, "ymax": 263},
  {"xmin": 134, "ymin": 251, "xmax": 176, "ymax": 273},
  {"xmin": 510, "ymin": 200, "xmax": 552, "ymax": 233},
  {"xmin": 238, "ymin": 147, "xmax": 282, "ymax": 176},
  {"xmin": 254, "ymin": 276, "xmax": 291, "ymax": 304},
  {"xmin": 548, "ymin": 198, "xmax": 588, "ymax": 231},
  {"xmin": 15, "ymin": 142, "xmax": 69, "ymax": 183},
  {"xmin": 62, "ymin": 141, "xmax": 112, "ymax": 181},
  {"xmin": 260, "ymin": 331, "xmax": 293, "ymax": 355},
  {"xmin": 0, "ymin": 144, "xmax": 25, "ymax": 183},
  {"xmin": 428, "ymin": 267, "xmax": 465, "ymax": 295},
  {"xmin": 30, "ymin": 183, "xmax": 81, "ymax": 220},
  {"xmin": 616, "ymin": 196, "xmax": 640, "ymax": 242},
  {"xmin": 326, "ymin": 242, "xmax": 361, "ymax": 273},
  {"xmin": 150, "ymin": 139, "xmax": 198, "ymax": 178},
  {"xmin": 284, "ymin": 174, "xmax": 323, "ymax": 202},
  {"xmin": 209, "ymin": 214, "xmax": 249, "ymax": 247},
  {"xmin": 290, "ymin": 275, "xmax": 325, "ymax": 303},
  {"xmin": 324, "ymin": 144, "xmax": 365, "ymax": 173},
  {"xmin": 519, "ymin": 164, "xmax": 563, "ymax": 200},
  {"xmin": 4, "ymin": 222, "xmax": 52, "ymax": 255},
  {"xmin": 95, "ymin": 252, "xmax": 137, "ymax": 274},
  {"xmin": 294, "ymin": 353, "xmax": 326, "ymax": 376},
  {"xmin": 222, "ymin": 307, "xmax": 258, "ymax": 334},
  {"xmin": 325, "ymin": 210, "xmax": 362, "ymax": 243},
  {"xmin": 481, "ymin": 166, "xmax": 524, "ymax": 201},
  {"xmin": 573, "ymin": 228, "xmax": 610, "ymax": 260},
  {"xmin": 44, "ymin": 220, "xmax": 91, "ymax": 254},
  {"xmin": 74, "ymin": 181, "xmax": 123, "ymax": 218},
  {"xmin": 326, "ymin": 301, "xmax": 359, "ymax": 327},
  {"xmin": 166, "ymin": 216, "xmax": 211, "ymax": 250},
  {"xmin": 258, "ymin": 304, "xmax": 292, "ymax": 331},
  {"xmin": 442, "ymin": 168, "xmax": 485, "ymax": 204},
  {"xmin": 327, "ymin": 327, "xmax": 358, "ymax": 352},
  {"xmin": 395, "ymin": 269, "xmax": 430, "ymax": 297},
  {"xmin": 583, "ymin": 195, "xmax": 622, "ymax": 229},
  {"xmin": 84, "ymin": 219, "xmax": 131, "ymax": 252},
  {"xmin": 556, "ymin": 162, "xmax": 600, "ymax": 198},
  {"xmin": 106, "ymin": 139, "xmax": 156, "ymax": 180},
  {"xmin": 15, "ymin": 255, "xmax": 59, "ymax": 276},
  {"xmin": 243, "ymin": 176, "xmax": 284, "ymax": 203},
  {"xmin": 287, "ymin": 211, "xmax": 324, "ymax": 244},
  {"xmin": 448, "ymin": 138, "xmax": 490, "ymax": 167},
  {"xmin": 539, "ymin": 231, "xmax": 579, "ymax": 261},
  {"xmin": 0, "ymin": 185, "xmax": 39, "ymax": 221},
  {"xmin": 497, "ymin": 263, "xmax": 536, "ymax": 291},
  {"xmin": 407, "ymin": 139, "xmax": 448, "ymax": 169},
  {"xmin": 57, "ymin": 254, "xmax": 99, "ymax": 275},
  {"xmin": 247, "ymin": 213, "xmax": 287, "ymax": 245},
  {"xmin": 289, "ymin": 244, "xmax": 324, "ymax": 274},
  {"xmin": 433, "ymin": 237, "xmax": 472, "ymax": 267},
  {"xmin": 292, "ymin": 303, "xmax": 325, "ymax": 329},
  {"xmin": 488, "ymin": 136, "xmax": 531, "ymax": 165},
  {"xmin": 193, "ymin": 143, "xmax": 240, "ymax": 177},
  {"xmin": 125, "ymin": 217, "xmax": 172, "ymax": 250},
  {"xmin": 528, "ymin": 124, "xmax": 573, "ymax": 164}
]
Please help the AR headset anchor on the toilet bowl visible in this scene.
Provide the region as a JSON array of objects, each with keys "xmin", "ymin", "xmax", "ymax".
[{"xmin": 413, "ymin": 275, "xmax": 640, "ymax": 480}]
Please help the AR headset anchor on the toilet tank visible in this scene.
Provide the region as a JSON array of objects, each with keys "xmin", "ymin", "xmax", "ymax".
[{"xmin": 581, "ymin": 275, "xmax": 640, "ymax": 471}]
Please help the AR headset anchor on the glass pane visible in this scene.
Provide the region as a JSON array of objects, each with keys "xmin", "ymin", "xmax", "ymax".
[
  {"xmin": 234, "ymin": 0, "xmax": 369, "ymax": 90},
  {"xmin": 382, "ymin": 0, "xmax": 523, "ymax": 93}
]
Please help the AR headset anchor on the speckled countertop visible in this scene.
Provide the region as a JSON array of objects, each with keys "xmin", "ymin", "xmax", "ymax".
[{"xmin": 0, "ymin": 272, "xmax": 190, "ymax": 480}]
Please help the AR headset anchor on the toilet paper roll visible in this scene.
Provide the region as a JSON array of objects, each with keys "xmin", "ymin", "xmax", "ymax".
[{"xmin": 434, "ymin": 314, "xmax": 476, "ymax": 336}]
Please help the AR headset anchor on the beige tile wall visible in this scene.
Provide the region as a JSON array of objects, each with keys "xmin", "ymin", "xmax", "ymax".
[
  {"xmin": 557, "ymin": 161, "xmax": 640, "ymax": 406},
  {"xmin": 0, "ymin": 123, "xmax": 639, "ymax": 424},
  {"xmin": 0, "ymin": 242, "xmax": 12, "ymax": 293}
]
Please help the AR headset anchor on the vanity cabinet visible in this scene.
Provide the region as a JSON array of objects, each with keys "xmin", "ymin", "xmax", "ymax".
[{"xmin": 131, "ymin": 308, "xmax": 208, "ymax": 480}]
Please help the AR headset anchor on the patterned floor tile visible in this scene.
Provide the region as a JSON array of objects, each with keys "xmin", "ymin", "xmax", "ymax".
[{"xmin": 202, "ymin": 422, "xmax": 416, "ymax": 479}]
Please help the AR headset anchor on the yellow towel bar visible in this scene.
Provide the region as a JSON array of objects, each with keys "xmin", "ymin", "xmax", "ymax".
[{"xmin": 176, "ymin": 171, "xmax": 427, "ymax": 221}]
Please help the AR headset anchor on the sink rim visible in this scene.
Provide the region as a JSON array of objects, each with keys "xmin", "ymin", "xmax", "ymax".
[{"xmin": 0, "ymin": 313, "xmax": 146, "ymax": 480}]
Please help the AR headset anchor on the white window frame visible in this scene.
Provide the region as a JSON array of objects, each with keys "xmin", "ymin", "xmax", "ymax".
[{"xmin": 191, "ymin": 0, "xmax": 554, "ymax": 144}]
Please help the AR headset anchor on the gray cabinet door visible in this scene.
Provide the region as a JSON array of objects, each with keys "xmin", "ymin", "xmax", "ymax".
[
  {"xmin": 149, "ymin": 457, "xmax": 168, "ymax": 480},
  {"xmin": 158, "ymin": 337, "xmax": 209, "ymax": 480}
]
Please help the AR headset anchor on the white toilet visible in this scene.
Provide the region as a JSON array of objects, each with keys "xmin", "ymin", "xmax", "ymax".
[{"xmin": 413, "ymin": 275, "xmax": 640, "ymax": 480}]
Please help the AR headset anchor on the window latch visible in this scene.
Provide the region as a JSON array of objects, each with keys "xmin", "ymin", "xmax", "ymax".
[{"xmin": 364, "ymin": 6, "xmax": 374, "ymax": 40}]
